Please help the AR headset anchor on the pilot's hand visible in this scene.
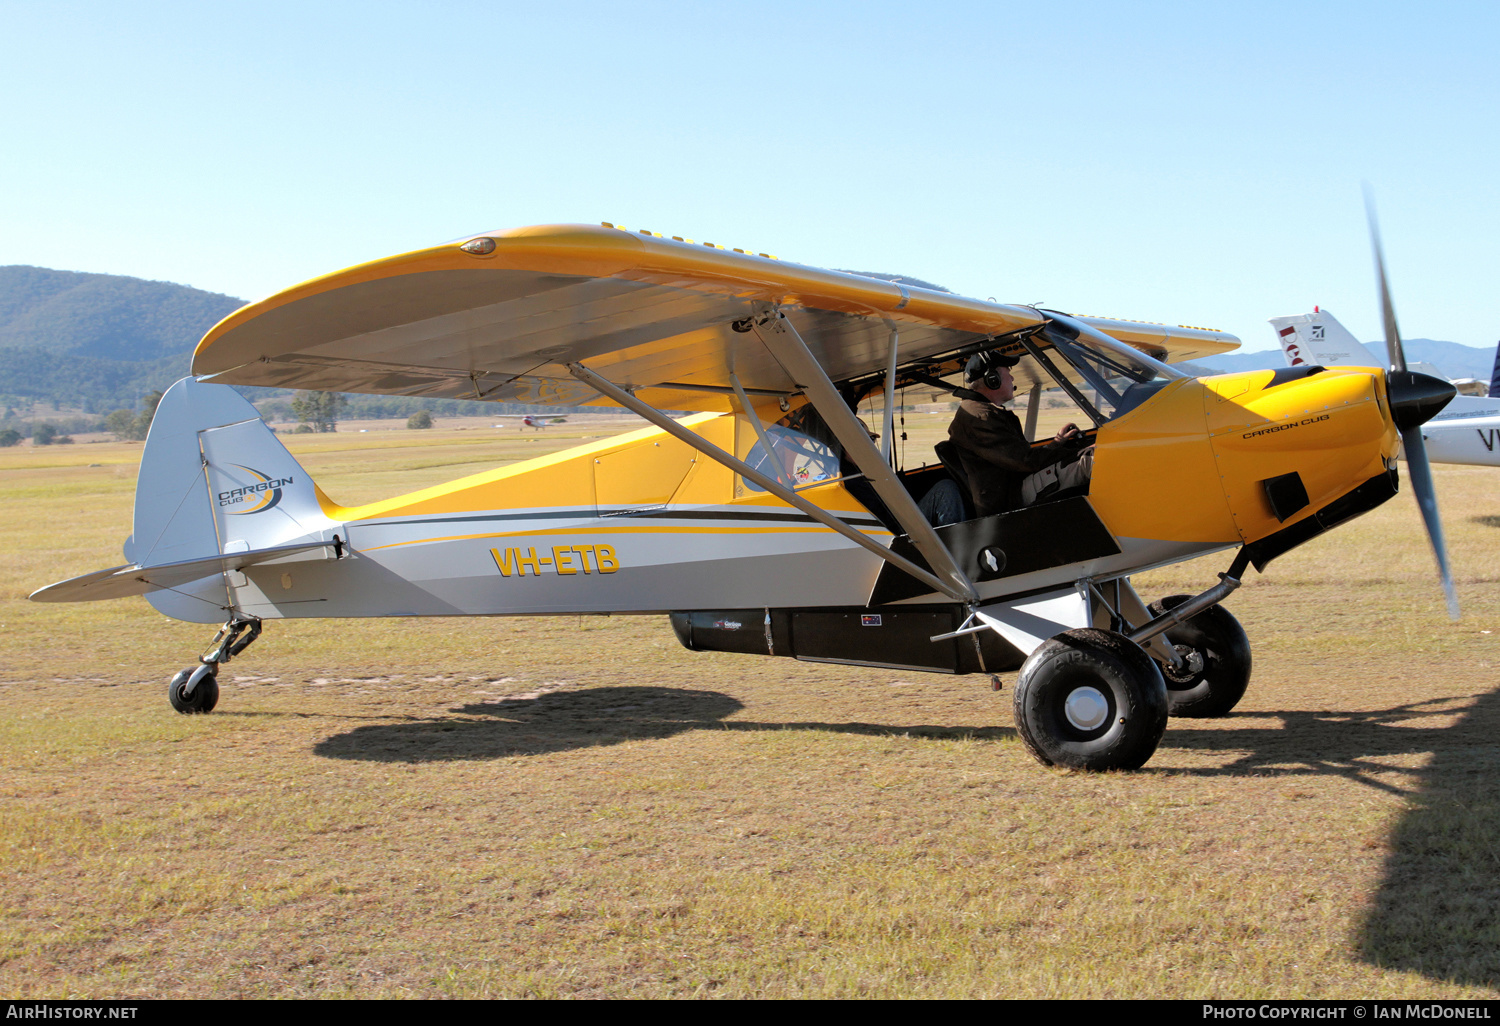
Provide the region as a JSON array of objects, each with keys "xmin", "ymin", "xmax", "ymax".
[{"xmin": 1054, "ymin": 423, "xmax": 1083, "ymax": 444}]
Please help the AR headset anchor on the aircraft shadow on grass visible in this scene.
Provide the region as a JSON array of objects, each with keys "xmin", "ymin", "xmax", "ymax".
[
  {"xmin": 1158, "ymin": 699, "xmax": 1493, "ymax": 793},
  {"xmin": 1162, "ymin": 692, "xmax": 1500, "ymax": 987},
  {"xmin": 313, "ymin": 682, "xmax": 1500, "ymax": 985},
  {"xmin": 311, "ymin": 684, "xmax": 1013, "ymax": 764},
  {"xmin": 1348, "ymin": 687, "xmax": 1500, "ymax": 987}
]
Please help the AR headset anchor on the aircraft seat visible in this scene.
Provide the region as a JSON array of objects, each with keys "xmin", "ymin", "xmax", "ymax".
[{"xmin": 932, "ymin": 440, "xmax": 976, "ymax": 521}]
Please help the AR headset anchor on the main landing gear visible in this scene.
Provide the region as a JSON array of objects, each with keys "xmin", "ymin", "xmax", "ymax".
[
  {"xmin": 167, "ymin": 615, "xmax": 261, "ymax": 715},
  {"xmin": 1009, "ymin": 551, "xmax": 1253, "ymax": 770},
  {"xmin": 1012, "ymin": 628, "xmax": 1170, "ymax": 771},
  {"xmin": 1147, "ymin": 596, "xmax": 1252, "ymax": 718}
]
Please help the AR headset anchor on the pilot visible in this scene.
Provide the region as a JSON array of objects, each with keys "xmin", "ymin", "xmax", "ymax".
[{"xmin": 919, "ymin": 351, "xmax": 1093, "ymax": 526}]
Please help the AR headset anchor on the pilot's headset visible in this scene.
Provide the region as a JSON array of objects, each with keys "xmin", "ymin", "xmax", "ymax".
[{"xmin": 964, "ymin": 350, "xmax": 1019, "ymax": 390}]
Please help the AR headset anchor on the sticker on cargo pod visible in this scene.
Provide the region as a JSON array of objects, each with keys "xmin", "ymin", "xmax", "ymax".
[{"xmin": 490, "ymin": 544, "xmax": 619, "ymax": 577}]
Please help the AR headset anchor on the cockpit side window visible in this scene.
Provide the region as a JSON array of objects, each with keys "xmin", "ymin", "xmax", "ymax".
[
  {"xmin": 1016, "ymin": 337, "xmax": 1108, "ymax": 427},
  {"xmin": 742, "ymin": 426, "xmax": 841, "ymax": 492},
  {"xmin": 741, "ymin": 403, "xmax": 844, "ymax": 493}
]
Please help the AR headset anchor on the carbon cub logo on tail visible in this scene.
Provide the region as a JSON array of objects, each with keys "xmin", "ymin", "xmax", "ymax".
[
  {"xmin": 200, "ymin": 418, "xmax": 322, "ymax": 538},
  {"xmin": 217, "ymin": 465, "xmax": 294, "ymax": 514}
]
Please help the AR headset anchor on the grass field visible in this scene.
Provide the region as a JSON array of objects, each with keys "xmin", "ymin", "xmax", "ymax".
[{"xmin": 3, "ymin": 413, "xmax": 1500, "ymax": 998}]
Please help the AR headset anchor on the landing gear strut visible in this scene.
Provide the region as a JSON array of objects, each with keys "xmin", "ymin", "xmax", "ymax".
[
  {"xmin": 1126, "ymin": 549, "xmax": 1253, "ymax": 718},
  {"xmin": 167, "ymin": 615, "xmax": 261, "ymax": 715},
  {"xmin": 1146, "ymin": 596, "xmax": 1252, "ymax": 717}
]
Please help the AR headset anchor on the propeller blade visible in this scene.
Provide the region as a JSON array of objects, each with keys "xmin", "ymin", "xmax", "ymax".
[
  {"xmin": 1402, "ymin": 425, "xmax": 1461, "ymax": 620},
  {"xmin": 1365, "ymin": 186, "xmax": 1408, "ymax": 373},
  {"xmin": 1366, "ymin": 188, "xmax": 1458, "ymax": 619}
]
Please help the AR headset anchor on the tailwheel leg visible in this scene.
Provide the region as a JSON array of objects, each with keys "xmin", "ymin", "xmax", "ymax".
[{"xmin": 167, "ymin": 615, "xmax": 262, "ymax": 715}]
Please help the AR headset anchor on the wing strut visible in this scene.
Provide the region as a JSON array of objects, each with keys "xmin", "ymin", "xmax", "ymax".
[
  {"xmin": 881, "ymin": 326, "xmax": 899, "ymax": 463},
  {"xmin": 566, "ymin": 362, "xmax": 966, "ymax": 602},
  {"xmin": 745, "ymin": 308, "xmax": 979, "ymax": 604}
]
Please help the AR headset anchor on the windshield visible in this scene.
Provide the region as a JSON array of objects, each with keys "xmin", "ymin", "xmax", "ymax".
[{"xmin": 1019, "ymin": 316, "xmax": 1184, "ymax": 424}]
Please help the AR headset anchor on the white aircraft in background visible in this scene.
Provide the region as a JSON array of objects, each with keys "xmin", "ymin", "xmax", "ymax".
[
  {"xmin": 1271, "ymin": 308, "xmax": 1500, "ymax": 467},
  {"xmin": 489, "ymin": 414, "xmax": 569, "ymax": 430}
]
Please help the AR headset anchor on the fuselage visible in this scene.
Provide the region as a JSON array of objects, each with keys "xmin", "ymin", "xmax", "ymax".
[{"xmin": 200, "ymin": 364, "xmax": 1401, "ymax": 624}]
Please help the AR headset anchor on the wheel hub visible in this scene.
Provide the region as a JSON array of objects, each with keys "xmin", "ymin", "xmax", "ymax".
[
  {"xmin": 1163, "ymin": 645, "xmax": 1206, "ymax": 685},
  {"xmin": 1063, "ymin": 686, "xmax": 1110, "ymax": 732},
  {"xmin": 1175, "ymin": 645, "xmax": 1205, "ymax": 675}
]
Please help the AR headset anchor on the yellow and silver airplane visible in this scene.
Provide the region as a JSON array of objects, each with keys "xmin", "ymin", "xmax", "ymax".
[{"xmin": 30, "ymin": 222, "xmax": 1459, "ymax": 771}]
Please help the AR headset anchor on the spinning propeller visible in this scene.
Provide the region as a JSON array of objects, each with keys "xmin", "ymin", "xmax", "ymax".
[{"xmin": 1366, "ymin": 192, "xmax": 1461, "ymax": 620}]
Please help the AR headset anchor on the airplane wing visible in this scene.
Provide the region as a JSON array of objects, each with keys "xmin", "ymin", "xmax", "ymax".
[{"xmin": 193, "ymin": 224, "xmax": 1240, "ymax": 412}]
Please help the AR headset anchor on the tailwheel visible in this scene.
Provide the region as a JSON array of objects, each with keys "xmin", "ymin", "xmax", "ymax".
[
  {"xmin": 1147, "ymin": 595, "xmax": 1252, "ymax": 718},
  {"xmin": 168, "ymin": 664, "xmax": 219, "ymax": 714},
  {"xmin": 165, "ymin": 615, "xmax": 260, "ymax": 715},
  {"xmin": 1013, "ymin": 628, "xmax": 1168, "ymax": 771}
]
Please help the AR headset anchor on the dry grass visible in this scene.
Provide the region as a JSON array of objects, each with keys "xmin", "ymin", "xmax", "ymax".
[{"xmin": 3, "ymin": 415, "xmax": 1500, "ymax": 997}]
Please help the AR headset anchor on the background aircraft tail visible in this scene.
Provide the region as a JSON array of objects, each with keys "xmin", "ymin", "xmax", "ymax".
[
  {"xmin": 1271, "ymin": 309, "xmax": 1480, "ymax": 389},
  {"xmin": 125, "ymin": 376, "xmax": 334, "ymax": 621},
  {"xmin": 1268, "ymin": 308, "xmax": 1371, "ymax": 367}
]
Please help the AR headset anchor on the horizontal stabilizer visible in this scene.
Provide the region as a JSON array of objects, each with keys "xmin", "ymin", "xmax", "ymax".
[{"xmin": 28, "ymin": 541, "xmax": 336, "ymax": 604}]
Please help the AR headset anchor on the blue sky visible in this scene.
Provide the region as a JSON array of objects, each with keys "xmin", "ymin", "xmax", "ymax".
[{"xmin": 2, "ymin": 1, "xmax": 1496, "ymax": 351}]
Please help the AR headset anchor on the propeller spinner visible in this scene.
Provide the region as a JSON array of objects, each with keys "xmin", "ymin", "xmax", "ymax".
[{"xmin": 1366, "ymin": 192, "xmax": 1461, "ymax": 619}]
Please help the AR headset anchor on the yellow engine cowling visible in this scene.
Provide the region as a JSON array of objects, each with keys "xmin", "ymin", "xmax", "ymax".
[{"xmin": 1089, "ymin": 367, "xmax": 1400, "ymax": 559}]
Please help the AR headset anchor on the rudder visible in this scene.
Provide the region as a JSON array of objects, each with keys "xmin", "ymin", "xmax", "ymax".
[{"xmin": 128, "ymin": 377, "xmax": 330, "ymax": 622}]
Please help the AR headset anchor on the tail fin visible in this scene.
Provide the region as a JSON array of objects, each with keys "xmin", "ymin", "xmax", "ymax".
[
  {"xmin": 1490, "ymin": 340, "xmax": 1500, "ymax": 399},
  {"xmin": 127, "ymin": 377, "xmax": 332, "ymax": 621},
  {"xmin": 1268, "ymin": 308, "xmax": 1371, "ymax": 368}
]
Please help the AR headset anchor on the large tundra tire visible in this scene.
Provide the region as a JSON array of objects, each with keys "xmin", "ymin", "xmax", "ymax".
[{"xmin": 1012, "ymin": 628, "xmax": 1168, "ymax": 771}]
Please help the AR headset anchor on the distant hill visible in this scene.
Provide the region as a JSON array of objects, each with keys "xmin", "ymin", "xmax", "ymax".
[
  {"xmin": 0, "ymin": 266, "xmax": 246, "ymax": 361},
  {"xmin": 1189, "ymin": 339, "xmax": 1499, "ymax": 382},
  {"xmin": 0, "ymin": 266, "xmax": 579, "ymax": 422},
  {"xmin": 0, "ymin": 266, "xmax": 246, "ymax": 414}
]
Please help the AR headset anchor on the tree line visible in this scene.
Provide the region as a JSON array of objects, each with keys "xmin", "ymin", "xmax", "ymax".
[{"xmin": 0, "ymin": 388, "xmax": 593, "ymax": 446}]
